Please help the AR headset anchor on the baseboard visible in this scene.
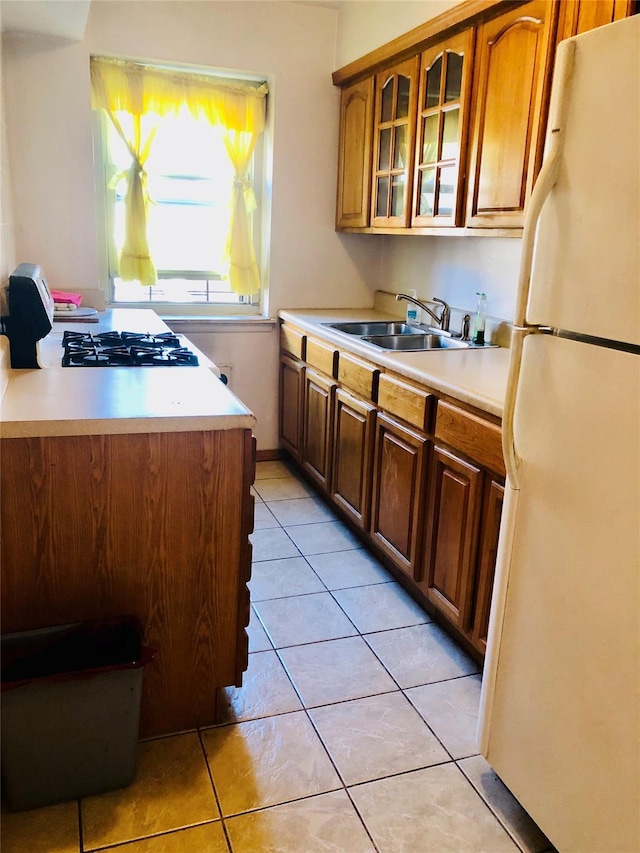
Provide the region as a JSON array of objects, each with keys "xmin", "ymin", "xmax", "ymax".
[{"xmin": 255, "ymin": 448, "xmax": 286, "ymax": 462}]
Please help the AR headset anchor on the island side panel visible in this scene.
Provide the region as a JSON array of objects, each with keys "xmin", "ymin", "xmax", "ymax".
[{"xmin": 0, "ymin": 428, "xmax": 253, "ymax": 736}]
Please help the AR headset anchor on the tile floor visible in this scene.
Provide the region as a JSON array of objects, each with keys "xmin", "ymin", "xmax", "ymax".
[{"xmin": 1, "ymin": 460, "xmax": 555, "ymax": 853}]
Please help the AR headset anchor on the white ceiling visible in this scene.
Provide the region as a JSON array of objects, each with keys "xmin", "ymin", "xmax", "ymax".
[{"xmin": 1, "ymin": 0, "xmax": 91, "ymax": 40}]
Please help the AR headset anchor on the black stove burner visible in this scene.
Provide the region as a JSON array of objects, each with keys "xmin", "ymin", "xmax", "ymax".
[{"xmin": 61, "ymin": 330, "xmax": 199, "ymax": 367}]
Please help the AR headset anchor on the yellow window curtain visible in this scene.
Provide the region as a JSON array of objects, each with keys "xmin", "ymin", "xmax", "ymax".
[{"xmin": 90, "ymin": 57, "xmax": 268, "ymax": 293}]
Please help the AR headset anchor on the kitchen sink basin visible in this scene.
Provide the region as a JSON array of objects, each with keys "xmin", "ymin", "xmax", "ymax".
[
  {"xmin": 361, "ymin": 334, "xmax": 470, "ymax": 351},
  {"xmin": 327, "ymin": 321, "xmax": 424, "ymax": 336}
]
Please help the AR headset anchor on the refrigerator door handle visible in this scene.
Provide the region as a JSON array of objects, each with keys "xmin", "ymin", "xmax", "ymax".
[{"xmin": 504, "ymin": 40, "xmax": 576, "ymax": 489}]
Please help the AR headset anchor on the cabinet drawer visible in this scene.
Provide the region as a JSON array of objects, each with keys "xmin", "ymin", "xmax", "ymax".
[
  {"xmin": 338, "ymin": 352, "xmax": 379, "ymax": 401},
  {"xmin": 280, "ymin": 325, "xmax": 306, "ymax": 360},
  {"xmin": 306, "ymin": 337, "xmax": 338, "ymax": 378},
  {"xmin": 377, "ymin": 373, "xmax": 433, "ymax": 432},
  {"xmin": 435, "ymin": 401, "xmax": 505, "ymax": 477}
]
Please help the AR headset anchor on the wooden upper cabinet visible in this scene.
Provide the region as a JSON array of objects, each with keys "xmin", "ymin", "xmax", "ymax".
[
  {"xmin": 558, "ymin": 0, "xmax": 633, "ymax": 41},
  {"xmin": 412, "ymin": 29, "xmax": 475, "ymax": 227},
  {"xmin": 371, "ymin": 56, "xmax": 419, "ymax": 228},
  {"xmin": 465, "ymin": 0, "xmax": 558, "ymax": 228},
  {"xmin": 336, "ymin": 77, "xmax": 374, "ymax": 229}
]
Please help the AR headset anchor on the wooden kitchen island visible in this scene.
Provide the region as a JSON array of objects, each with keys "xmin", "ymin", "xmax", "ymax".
[{"xmin": 0, "ymin": 311, "xmax": 256, "ymax": 737}]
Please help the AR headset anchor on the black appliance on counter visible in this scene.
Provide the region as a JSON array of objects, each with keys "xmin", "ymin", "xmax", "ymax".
[{"xmin": 0, "ymin": 263, "xmax": 54, "ymax": 368}]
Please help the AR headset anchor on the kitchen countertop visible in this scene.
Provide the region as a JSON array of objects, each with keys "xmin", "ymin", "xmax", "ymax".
[
  {"xmin": 279, "ymin": 309, "xmax": 511, "ymax": 418},
  {"xmin": 1, "ymin": 309, "xmax": 256, "ymax": 438}
]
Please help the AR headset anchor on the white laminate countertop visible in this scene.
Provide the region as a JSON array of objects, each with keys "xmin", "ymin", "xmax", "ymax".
[
  {"xmin": 1, "ymin": 309, "xmax": 256, "ymax": 438},
  {"xmin": 279, "ymin": 309, "xmax": 511, "ymax": 418}
]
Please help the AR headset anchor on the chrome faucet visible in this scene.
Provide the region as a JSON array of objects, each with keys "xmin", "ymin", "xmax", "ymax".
[{"xmin": 396, "ymin": 293, "xmax": 451, "ymax": 332}]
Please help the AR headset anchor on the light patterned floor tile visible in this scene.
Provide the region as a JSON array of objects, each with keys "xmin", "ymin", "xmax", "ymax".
[
  {"xmin": 349, "ymin": 763, "xmax": 519, "ymax": 852},
  {"xmin": 267, "ymin": 496, "xmax": 336, "ymax": 526},
  {"xmin": 81, "ymin": 732, "xmax": 218, "ymax": 850},
  {"xmin": 364, "ymin": 622, "xmax": 479, "ymax": 688},
  {"xmin": 250, "ymin": 528, "xmax": 300, "ymax": 562},
  {"xmin": 457, "ymin": 755, "xmax": 554, "ymax": 853},
  {"xmin": 278, "ymin": 636, "xmax": 397, "ymax": 707},
  {"xmin": 1, "ymin": 800, "xmax": 80, "ymax": 853},
  {"xmin": 202, "ymin": 711, "xmax": 341, "ymax": 816},
  {"xmin": 255, "ymin": 460, "xmax": 296, "ymax": 480},
  {"xmin": 253, "ymin": 478, "xmax": 315, "ymax": 502},
  {"xmin": 250, "ymin": 557, "xmax": 326, "ymax": 601},
  {"xmin": 250, "ymin": 486, "xmax": 263, "ymax": 503},
  {"xmin": 254, "ymin": 592, "xmax": 358, "ymax": 648},
  {"xmin": 247, "ymin": 604, "xmax": 273, "ymax": 653},
  {"xmin": 253, "ymin": 502, "xmax": 280, "ymax": 530},
  {"xmin": 306, "ymin": 549, "xmax": 392, "ymax": 589},
  {"xmin": 216, "ymin": 650, "xmax": 303, "ymax": 723},
  {"xmin": 309, "ymin": 692, "xmax": 449, "ymax": 785},
  {"xmin": 332, "ymin": 582, "xmax": 430, "ymax": 633},
  {"xmin": 110, "ymin": 822, "xmax": 229, "ymax": 852},
  {"xmin": 405, "ymin": 673, "xmax": 483, "ymax": 759},
  {"xmin": 225, "ymin": 790, "xmax": 375, "ymax": 853},
  {"xmin": 284, "ymin": 521, "xmax": 360, "ymax": 555}
]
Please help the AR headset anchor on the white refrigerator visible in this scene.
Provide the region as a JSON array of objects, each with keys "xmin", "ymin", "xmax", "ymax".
[{"xmin": 478, "ymin": 15, "xmax": 639, "ymax": 853}]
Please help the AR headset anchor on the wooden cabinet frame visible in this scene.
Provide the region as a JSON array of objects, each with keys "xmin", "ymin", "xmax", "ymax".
[
  {"xmin": 336, "ymin": 77, "xmax": 375, "ymax": 229},
  {"xmin": 331, "ymin": 388, "xmax": 376, "ymax": 529}
]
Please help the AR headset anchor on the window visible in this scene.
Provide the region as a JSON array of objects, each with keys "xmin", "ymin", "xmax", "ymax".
[{"xmin": 91, "ymin": 57, "xmax": 268, "ymax": 314}]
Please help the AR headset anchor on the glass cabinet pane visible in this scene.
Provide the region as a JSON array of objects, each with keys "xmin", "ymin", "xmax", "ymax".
[
  {"xmin": 421, "ymin": 114, "xmax": 439, "ymax": 165},
  {"xmin": 378, "ymin": 128, "xmax": 392, "ymax": 171},
  {"xmin": 441, "ymin": 108, "xmax": 460, "ymax": 160},
  {"xmin": 393, "ymin": 125, "xmax": 407, "ymax": 169},
  {"xmin": 391, "ymin": 176, "xmax": 405, "ymax": 217},
  {"xmin": 419, "ymin": 169, "xmax": 436, "ymax": 216},
  {"xmin": 444, "ymin": 53, "xmax": 464, "ymax": 103},
  {"xmin": 425, "ymin": 56, "xmax": 443, "ymax": 108},
  {"xmin": 381, "ymin": 78, "xmax": 394, "ymax": 123},
  {"xmin": 396, "ymin": 75, "xmax": 410, "ymax": 119},
  {"xmin": 437, "ymin": 165, "xmax": 456, "ymax": 216},
  {"xmin": 376, "ymin": 177, "xmax": 390, "ymax": 217}
]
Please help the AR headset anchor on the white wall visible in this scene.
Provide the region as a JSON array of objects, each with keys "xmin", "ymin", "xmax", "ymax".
[
  {"xmin": 335, "ymin": 0, "xmax": 464, "ymax": 68},
  {"xmin": 2, "ymin": 0, "xmax": 383, "ymax": 449}
]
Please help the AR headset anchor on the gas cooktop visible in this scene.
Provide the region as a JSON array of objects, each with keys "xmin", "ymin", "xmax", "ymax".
[{"xmin": 61, "ymin": 331, "xmax": 199, "ymax": 367}]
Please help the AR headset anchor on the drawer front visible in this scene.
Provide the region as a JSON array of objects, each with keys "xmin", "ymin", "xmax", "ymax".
[
  {"xmin": 338, "ymin": 352, "xmax": 379, "ymax": 401},
  {"xmin": 280, "ymin": 325, "xmax": 306, "ymax": 360},
  {"xmin": 306, "ymin": 337, "xmax": 338, "ymax": 378},
  {"xmin": 435, "ymin": 401, "xmax": 505, "ymax": 477},
  {"xmin": 377, "ymin": 373, "xmax": 433, "ymax": 432}
]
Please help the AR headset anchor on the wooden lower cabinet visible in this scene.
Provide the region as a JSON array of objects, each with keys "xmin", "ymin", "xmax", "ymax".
[
  {"xmin": 280, "ymin": 354, "xmax": 305, "ymax": 460},
  {"xmin": 370, "ymin": 412, "xmax": 428, "ymax": 579},
  {"xmin": 331, "ymin": 388, "xmax": 376, "ymax": 529},
  {"xmin": 470, "ymin": 477, "xmax": 504, "ymax": 655},
  {"xmin": 419, "ymin": 445, "xmax": 483, "ymax": 631},
  {"xmin": 302, "ymin": 368, "xmax": 336, "ymax": 491},
  {"xmin": 0, "ymin": 428, "xmax": 255, "ymax": 737}
]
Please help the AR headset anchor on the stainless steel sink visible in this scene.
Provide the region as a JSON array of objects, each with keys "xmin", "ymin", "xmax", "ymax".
[
  {"xmin": 361, "ymin": 334, "xmax": 470, "ymax": 351},
  {"xmin": 327, "ymin": 321, "xmax": 424, "ymax": 336}
]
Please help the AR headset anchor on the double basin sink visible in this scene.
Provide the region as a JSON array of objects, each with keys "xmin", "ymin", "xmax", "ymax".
[{"xmin": 326, "ymin": 321, "xmax": 471, "ymax": 352}]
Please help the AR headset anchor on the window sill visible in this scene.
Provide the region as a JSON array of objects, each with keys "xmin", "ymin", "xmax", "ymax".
[{"xmin": 166, "ymin": 315, "xmax": 277, "ymax": 334}]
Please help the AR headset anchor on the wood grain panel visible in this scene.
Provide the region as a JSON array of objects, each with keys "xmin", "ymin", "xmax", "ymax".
[
  {"xmin": 471, "ymin": 477, "xmax": 504, "ymax": 655},
  {"xmin": 279, "ymin": 354, "xmax": 305, "ymax": 460},
  {"xmin": 435, "ymin": 400, "xmax": 505, "ymax": 477},
  {"xmin": 370, "ymin": 412, "xmax": 428, "ymax": 578},
  {"xmin": 306, "ymin": 337, "xmax": 339, "ymax": 378},
  {"xmin": 280, "ymin": 325, "xmax": 306, "ymax": 360},
  {"xmin": 0, "ymin": 429, "xmax": 252, "ymax": 737},
  {"xmin": 558, "ymin": 0, "xmax": 632, "ymax": 41},
  {"xmin": 377, "ymin": 373, "xmax": 433, "ymax": 432},
  {"xmin": 302, "ymin": 369, "xmax": 336, "ymax": 491},
  {"xmin": 421, "ymin": 444, "xmax": 483, "ymax": 630},
  {"xmin": 337, "ymin": 351, "xmax": 379, "ymax": 401},
  {"xmin": 336, "ymin": 77, "xmax": 374, "ymax": 229},
  {"xmin": 331, "ymin": 389, "xmax": 376, "ymax": 529}
]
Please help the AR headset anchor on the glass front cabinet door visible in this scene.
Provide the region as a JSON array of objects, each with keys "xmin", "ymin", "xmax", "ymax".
[
  {"xmin": 370, "ymin": 57, "xmax": 419, "ymax": 228},
  {"xmin": 412, "ymin": 30, "xmax": 474, "ymax": 227}
]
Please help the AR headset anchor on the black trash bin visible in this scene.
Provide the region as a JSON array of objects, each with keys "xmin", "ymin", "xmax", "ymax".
[{"xmin": 1, "ymin": 616, "xmax": 156, "ymax": 811}]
